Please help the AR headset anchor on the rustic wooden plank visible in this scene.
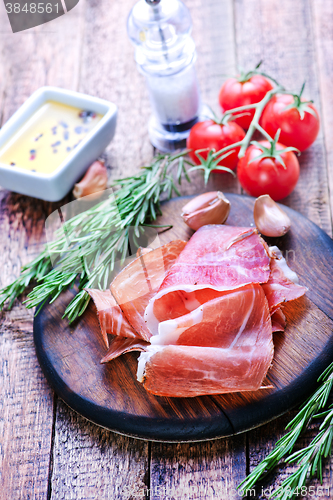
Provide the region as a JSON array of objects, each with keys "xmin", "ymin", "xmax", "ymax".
[
  {"xmin": 50, "ymin": 400, "xmax": 149, "ymax": 500},
  {"xmin": 0, "ymin": 2, "xmax": 84, "ymax": 499},
  {"xmin": 233, "ymin": 0, "xmax": 333, "ymax": 496},
  {"xmin": 78, "ymin": 0, "xmax": 153, "ymax": 178},
  {"xmin": 234, "ymin": 0, "xmax": 331, "ymax": 236},
  {"xmin": 311, "ymin": 0, "xmax": 333, "ymax": 232},
  {"xmin": 0, "ymin": 2, "xmax": 83, "ymax": 124},
  {"xmin": 182, "ymin": 0, "xmax": 241, "ymax": 196},
  {"xmin": 47, "ymin": 1, "xmax": 153, "ymax": 498},
  {"xmin": 150, "ymin": 435, "xmax": 246, "ymax": 500},
  {"xmin": 148, "ymin": 1, "xmax": 247, "ymax": 496},
  {"xmin": 0, "ymin": 309, "xmax": 53, "ymax": 500}
]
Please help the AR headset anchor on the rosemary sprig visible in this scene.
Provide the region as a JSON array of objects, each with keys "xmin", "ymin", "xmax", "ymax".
[
  {"xmin": 238, "ymin": 363, "xmax": 333, "ymax": 497},
  {"xmin": 270, "ymin": 408, "xmax": 333, "ymax": 500},
  {"xmin": 0, "ymin": 151, "xmax": 193, "ymax": 322}
]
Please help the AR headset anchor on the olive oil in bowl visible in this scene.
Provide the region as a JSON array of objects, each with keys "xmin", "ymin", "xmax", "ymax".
[{"xmin": 0, "ymin": 101, "xmax": 103, "ymax": 174}]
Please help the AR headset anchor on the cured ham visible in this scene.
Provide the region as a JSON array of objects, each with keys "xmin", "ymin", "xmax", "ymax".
[
  {"xmin": 271, "ymin": 308, "xmax": 286, "ymax": 332},
  {"xmin": 137, "ymin": 343, "xmax": 274, "ymax": 397},
  {"xmin": 145, "ymin": 225, "xmax": 270, "ymax": 335},
  {"xmin": 110, "ymin": 239, "xmax": 186, "ymax": 340},
  {"xmin": 262, "ymin": 246, "xmax": 307, "ymax": 313},
  {"xmin": 158, "ymin": 226, "xmax": 270, "ymax": 292},
  {"xmin": 89, "ymin": 223, "xmax": 307, "ymax": 398},
  {"xmin": 150, "ymin": 284, "xmax": 270, "ymax": 348},
  {"xmin": 137, "ymin": 283, "xmax": 274, "ymax": 397},
  {"xmin": 87, "ymin": 240, "xmax": 186, "ymax": 344},
  {"xmin": 101, "ymin": 336, "xmax": 149, "ymax": 363},
  {"xmin": 86, "ymin": 289, "xmax": 137, "ymax": 347}
]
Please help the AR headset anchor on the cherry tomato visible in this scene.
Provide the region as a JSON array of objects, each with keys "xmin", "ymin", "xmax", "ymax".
[
  {"xmin": 237, "ymin": 141, "xmax": 300, "ymax": 201},
  {"xmin": 219, "ymin": 75, "xmax": 273, "ymax": 130},
  {"xmin": 261, "ymin": 93, "xmax": 320, "ymax": 151},
  {"xmin": 187, "ymin": 120, "xmax": 246, "ymax": 171}
]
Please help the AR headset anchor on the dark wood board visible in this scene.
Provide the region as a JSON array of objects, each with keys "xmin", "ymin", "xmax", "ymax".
[{"xmin": 33, "ymin": 193, "xmax": 333, "ymax": 442}]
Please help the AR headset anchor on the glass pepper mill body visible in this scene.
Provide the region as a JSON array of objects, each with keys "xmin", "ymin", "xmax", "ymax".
[{"xmin": 127, "ymin": 0, "xmax": 201, "ymax": 151}]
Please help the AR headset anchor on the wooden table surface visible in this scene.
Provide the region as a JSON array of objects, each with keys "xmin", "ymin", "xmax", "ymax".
[{"xmin": 0, "ymin": 0, "xmax": 333, "ymax": 498}]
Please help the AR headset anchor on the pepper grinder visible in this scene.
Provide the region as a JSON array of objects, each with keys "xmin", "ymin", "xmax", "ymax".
[{"xmin": 127, "ymin": 0, "xmax": 202, "ymax": 151}]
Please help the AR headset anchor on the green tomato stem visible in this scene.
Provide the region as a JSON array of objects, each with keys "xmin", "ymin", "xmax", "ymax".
[{"xmin": 238, "ymin": 87, "xmax": 282, "ymax": 157}]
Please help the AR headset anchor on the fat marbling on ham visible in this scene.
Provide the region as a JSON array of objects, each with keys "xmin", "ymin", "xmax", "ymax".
[
  {"xmin": 137, "ymin": 283, "xmax": 274, "ymax": 397},
  {"xmin": 88, "ymin": 225, "xmax": 307, "ymax": 398},
  {"xmin": 138, "ymin": 225, "xmax": 275, "ymax": 396},
  {"xmin": 144, "ymin": 225, "xmax": 270, "ymax": 335}
]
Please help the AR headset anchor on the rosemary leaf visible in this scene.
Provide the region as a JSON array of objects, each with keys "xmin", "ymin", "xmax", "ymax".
[
  {"xmin": 0, "ymin": 151, "xmax": 192, "ymax": 323},
  {"xmin": 238, "ymin": 362, "xmax": 333, "ymax": 495}
]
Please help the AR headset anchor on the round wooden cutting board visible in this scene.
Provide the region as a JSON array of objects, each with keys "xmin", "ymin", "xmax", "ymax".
[{"xmin": 33, "ymin": 193, "xmax": 333, "ymax": 442}]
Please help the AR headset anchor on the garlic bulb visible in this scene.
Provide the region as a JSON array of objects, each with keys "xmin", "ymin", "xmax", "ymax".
[
  {"xmin": 254, "ymin": 195, "xmax": 291, "ymax": 237},
  {"xmin": 181, "ymin": 191, "xmax": 230, "ymax": 231},
  {"xmin": 73, "ymin": 160, "xmax": 108, "ymax": 199}
]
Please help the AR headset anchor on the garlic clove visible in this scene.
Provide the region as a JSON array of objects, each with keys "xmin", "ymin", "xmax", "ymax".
[
  {"xmin": 254, "ymin": 194, "xmax": 291, "ymax": 237},
  {"xmin": 73, "ymin": 160, "xmax": 108, "ymax": 199},
  {"xmin": 181, "ymin": 191, "xmax": 230, "ymax": 231}
]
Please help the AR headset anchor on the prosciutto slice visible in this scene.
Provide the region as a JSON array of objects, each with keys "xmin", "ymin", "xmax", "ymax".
[
  {"xmin": 86, "ymin": 289, "xmax": 137, "ymax": 347},
  {"xmin": 262, "ymin": 246, "xmax": 307, "ymax": 313},
  {"xmin": 150, "ymin": 284, "xmax": 270, "ymax": 348},
  {"xmin": 137, "ymin": 343, "xmax": 274, "ymax": 397},
  {"xmin": 271, "ymin": 308, "xmax": 286, "ymax": 332},
  {"xmin": 101, "ymin": 336, "xmax": 149, "ymax": 363},
  {"xmin": 88, "ymin": 224, "xmax": 307, "ymax": 398},
  {"xmin": 145, "ymin": 225, "xmax": 270, "ymax": 335},
  {"xmin": 86, "ymin": 241, "xmax": 186, "ymax": 345},
  {"xmin": 158, "ymin": 226, "xmax": 270, "ymax": 291},
  {"xmin": 138, "ymin": 283, "xmax": 274, "ymax": 396},
  {"xmin": 110, "ymin": 240, "xmax": 186, "ymax": 340}
]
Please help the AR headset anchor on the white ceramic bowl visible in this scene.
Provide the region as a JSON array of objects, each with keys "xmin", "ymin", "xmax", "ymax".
[{"xmin": 0, "ymin": 87, "xmax": 117, "ymax": 201}]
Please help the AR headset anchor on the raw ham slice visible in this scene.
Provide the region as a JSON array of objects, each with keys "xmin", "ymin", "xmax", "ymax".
[
  {"xmin": 145, "ymin": 225, "xmax": 270, "ymax": 335},
  {"xmin": 101, "ymin": 336, "xmax": 149, "ymax": 363},
  {"xmin": 86, "ymin": 289, "xmax": 137, "ymax": 347},
  {"xmin": 271, "ymin": 308, "xmax": 286, "ymax": 332},
  {"xmin": 90, "ymin": 224, "xmax": 306, "ymax": 399},
  {"xmin": 110, "ymin": 240, "xmax": 186, "ymax": 340},
  {"xmin": 262, "ymin": 246, "xmax": 307, "ymax": 313},
  {"xmin": 137, "ymin": 343, "xmax": 274, "ymax": 397},
  {"xmin": 159, "ymin": 226, "xmax": 270, "ymax": 291},
  {"xmin": 138, "ymin": 283, "xmax": 274, "ymax": 397},
  {"xmin": 150, "ymin": 284, "xmax": 270, "ymax": 348}
]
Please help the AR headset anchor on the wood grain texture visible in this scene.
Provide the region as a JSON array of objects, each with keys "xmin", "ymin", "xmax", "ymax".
[
  {"xmin": 0, "ymin": 0, "xmax": 332, "ymax": 497},
  {"xmin": 311, "ymin": 0, "xmax": 333, "ymax": 231},
  {"xmin": 233, "ymin": 0, "xmax": 333, "ymax": 495},
  {"xmin": 0, "ymin": 308, "xmax": 53, "ymax": 500},
  {"xmin": 0, "ymin": 1, "xmax": 84, "ymax": 499},
  {"xmin": 34, "ymin": 194, "xmax": 333, "ymax": 443},
  {"xmin": 150, "ymin": 435, "xmax": 246, "ymax": 500},
  {"xmin": 234, "ymin": 0, "xmax": 331, "ymax": 236},
  {"xmin": 50, "ymin": 400, "xmax": 149, "ymax": 500}
]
